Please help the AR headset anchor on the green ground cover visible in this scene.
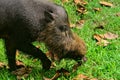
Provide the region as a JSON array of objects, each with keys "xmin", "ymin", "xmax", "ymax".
[{"xmin": 0, "ymin": 0, "xmax": 120, "ymax": 80}]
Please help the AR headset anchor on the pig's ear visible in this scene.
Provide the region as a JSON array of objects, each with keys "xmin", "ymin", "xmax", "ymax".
[{"xmin": 44, "ymin": 11, "xmax": 57, "ymax": 23}]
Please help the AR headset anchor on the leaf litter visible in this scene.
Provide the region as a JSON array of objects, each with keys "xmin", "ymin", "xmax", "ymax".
[
  {"xmin": 11, "ymin": 60, "xmax": 32, "ymax": 80},
  {"xmin": 0, "ymin": 62, "xmax": 6, "ymax": 68},
  {"xmin": 72, "ymin": 74, "xmax": 98, "ymax": 80},
  {"xmin": 116, "ymin": 12, "xmax": 120, "ymax": 17},
  {"xmin": 12, "ymin": 67, "xmax": 32, "ymax": 80},
  {"xmin": 93, "ymin": 8, "xmax": 101, "ymax": 12},
  {"xmin": 104, "ymin": 32, "xmax": 119, "ymax": 39},
  {"xmin": 100, "ymin": 1, "xmax": 113, "ymax": 7},
  {"xmin": 44, "ymin": 68, "xmax": 70, "ymax": 80},
  {"xmin": 70, "ymin": 19, "xmax": 85, "ymax": 29},
  {"xmin": 62, "ymin": 0, "xmax": 68, "ymax": 3},
  {"xmin": 93, "ymin": 32, "xmax": 118, "ymax": 46},
  {"xmin": 74, "ymin": 0, "xmax": 88, "ymax": 5},
  {"xmin": 77, "ymin": 5, "xmax": 87, "ymax": 14}
]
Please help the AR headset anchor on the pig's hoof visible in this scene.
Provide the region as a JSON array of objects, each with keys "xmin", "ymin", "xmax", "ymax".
[
  {"xmin": 8, "ymin": 67, "xmax": 17, "ymax": 72},
  {"xmin": 42, "ymin": 59, "xmax": 51, "ymax": 70},
  {"xmin": 82, "ymin": 56, "xmax": 87, "ymax": 62}
]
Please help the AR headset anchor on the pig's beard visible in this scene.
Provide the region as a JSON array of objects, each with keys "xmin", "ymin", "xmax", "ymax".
[{"xmin": 45, "ymin": 35, "xmax": 74, "ymax": 60}]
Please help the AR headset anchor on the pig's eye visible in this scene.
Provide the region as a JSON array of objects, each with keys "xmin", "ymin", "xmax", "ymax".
[{"xmin": 59, "ymin": 25, "xmax": 68, "ymax": 32}]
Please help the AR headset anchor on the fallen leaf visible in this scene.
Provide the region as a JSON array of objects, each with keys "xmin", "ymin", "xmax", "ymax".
[
  {"xmin": 103, "ymin": 32, "xmax": 119, "ymax": 39},
  {"xmin": 70, "ymin": 23, "xmax": 76, "ymax": 28},
  {"xmin": 76, "ymin": 20, "xmax": 85, "ymax": 29},
  {"xmin": 93, "ymin": 8, "xmax": 101, "ymax": 12},
  {"xmin": 74, "ymin": 0, "xmax": 80, "ymax": 4},
  {"xmin": 96, "ymin": 39, "xmax": 110, "ymax": 46},
  {"xmin": 77, "ymin": 19, "xmax": 85, "ymax": 24},
  {"xmin": 51, "ymin": 72, "xmax": 61, "ymax": 80},
  {"xmin": 91, "ymin": 78, "xmax": 98, "ymax": 80},
  {"xmin": 43, "ymin": 69, "xmax": 62, "ymax": 80},
  {"xmin": 77, "ymin": 5, "xmax": 87, "ymax": 14},
  {"xmin": 16, "ymin": 60, "xmax": 25, "ymax": 67},
  {"xmin": 43, "ymin": 77, "xmax": 52, "ymax": 80},
  {"xmin": 100, "ymin": 1, "xmax": 113, "ymax": 7},
  {"xmin": 93, "ymin": 32, "xmax": 118, "ymax": 46},
  {"xmin": 70, "ymin": 20, "xmax": 85, "ymax": 29},
  {"xmin": 74, "ymin": 0, "xmax": 88, "ymax": 5},
  {"xmin": 73, "ymin": 74, "xmax": 98, "ymax": 80},
  {"xmin": 62, "ymin": 0, "xmax": 68, "ymax": 3},
  {"xmin": 0, "ymin": 62, "xmax": 6, "ymax": 68},
  {"xmin": 93, "ymin": 34, "xmax": 110, "ymax": 46},
  {"xmin": 12, "ymin": 67, "xmax": 32, "ymax": 80},
  {"xmin": 116, "ymin": 12, "xmax": 120, "ymax": 17},
  {"xmin": 93, "ymin": 34, "xmax": 104, "ymax": 41},
  {"xmin": 72, "ymin": 74, "xmax": 88, "ymax": 80},
  {"xmin": 44, "ymin": 72, "xmax": 60, "ymax": 80}
]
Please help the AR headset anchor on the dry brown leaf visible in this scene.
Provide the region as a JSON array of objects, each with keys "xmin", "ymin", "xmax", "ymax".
[
  {"xmin": 43, "ymin": 77, "xmax": 52, "ymax": 80},
  {"xmin": 72, "ymin": 74, "xmax": 88, "ymax": 80},
  {"xmin": 93, "ymin": 34, "xmax": 110, "ymax": 46},
  {"xmin": 73, "ymin": 74, "xmax": 98, "ymax": 80},
  {"xmin": 44, "ymin": 72, "xmax": 60, "ymax": 80},
  {"xmin": 77, "ymin": 20, "xmax": 85, "ymax": 24},
  {"xmin": 93, "ymin": 8, "xmax": 101, "ymax": 12},
  {"xmin": 51, "ymin": 72, "xmax": 61, "ymax": 80},
  {"xmin": 62, "ymin": 0, "xmax": 68, "ymax": 3},
  {"xmin": 93, "ymin": 32, "xmax": 118, "ymax": 46},
  {"xmin": 0, "ymin": 62, "xmax": 6, "ymax": 68},
  {"xmin": 103, "ymin": 32, "xmax": 119, "ymax": 39},
  {"xmin": 100, "ymin": 1, "xmax": 113, "ymax": 7},
  {"xmin": 12, "ymin": 67, "xmax": 32, "ymax": 80},
  {"xmin": 70, "ymin": 23, "xmax": 76, "ymax": 28},
  {"xmin": 116, "ymin": 12, "xmax": 120, "ymax": 17},
  {"xmin": 74, "ymin": 0, "xmax": 88, "ymax": 5},
  {"xmin": 44, "ymin": 68, "xmax": 69, "ymax": 80},
  {"xmin": 96, "ymin": 39, "xmax": 110, "ymax": 46},
  {"xmin": 74, "ymin": 0, "xmax": 80, "ymax": 4},
  {"xmin": 16, "ymin": 60, "xmax": 25, "ymax": 67},
  {"xmin": 76, "ymin": 20, "xmax": 85, "ymax": 29},
  {"xmin": 90, "ymin": 78, "xmax": 98, "ymax": 80},
  {"xmin": 70, "ymin": 20, "xmax": 85, "ymax": 29},
  {"xmin": 93, "ymin": 34, "xmax": 104, "ymax": 41},
  {"xmin": 77, "ymin": 5, "xmax": 87, "ymax": 14}
]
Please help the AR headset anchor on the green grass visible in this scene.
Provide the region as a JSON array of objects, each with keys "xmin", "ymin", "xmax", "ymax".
[{"xmin": 0, "ymin": 0, "xmax": 120, "ymax": 80}]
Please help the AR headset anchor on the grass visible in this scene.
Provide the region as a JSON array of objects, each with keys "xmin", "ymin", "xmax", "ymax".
[{"xmin": 0, "ymin": 0, "xmax": 120, "ymax": 80}]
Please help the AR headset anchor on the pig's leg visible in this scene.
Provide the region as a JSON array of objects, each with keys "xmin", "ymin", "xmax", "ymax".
[
  {"xmin": 5, "ymin": 39, "xmax": 17, "ymax": 71},
  {"xmin": 17, "ymin": 43, "xmax": 51, "ymax": 70}
]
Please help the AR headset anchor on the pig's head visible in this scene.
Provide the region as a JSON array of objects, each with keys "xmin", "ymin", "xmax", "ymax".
[{"xmin": 38, "ymin": 6, "xmax": 87, "ymax": 62}]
